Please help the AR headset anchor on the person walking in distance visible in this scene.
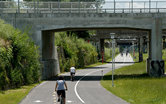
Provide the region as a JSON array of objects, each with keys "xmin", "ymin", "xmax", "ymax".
[
  {"xmin": 55, "ymin": 76, "xmax": 68, "ymax": 104},
  {"xmin": 70, "ymin": 66, "xmax": 76, "ymax": 81}
]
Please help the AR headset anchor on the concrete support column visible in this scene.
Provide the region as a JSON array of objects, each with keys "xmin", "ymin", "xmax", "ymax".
[
  {"xmin": 42, "ymin": 31, "xmax": 60, "ymax": 79},
  {"xmin": 100, "ymin": 39, "xmax": 105, "ymax": 61},
  {"xmin": 139, "ymin": 36, "xmax": 143, "ymax": 62},
  {"xmin": 149, "ymin": 18, "xmax": 164, "ymax": 77}
]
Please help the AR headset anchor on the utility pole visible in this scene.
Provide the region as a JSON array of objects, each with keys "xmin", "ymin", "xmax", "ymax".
[
  {"xmin": 131, "ymin": 0, "xmax": 133, "ymax": 13},
  {"xmin": 18, "ymin": 0, "xmax": 20, "ymax": 13},
  {"xmin": 110, "ymin": 33, "xmax": 115, "ymax": 87},
  {"xmin": 114, "ymin": 0, "xmax": 115, "ymax": 13},
  {"xmin": 149, "ymin": 0, "xmax": 151, "ymax": 13}
]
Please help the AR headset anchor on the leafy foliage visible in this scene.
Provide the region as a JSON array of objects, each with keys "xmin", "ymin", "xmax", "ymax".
[
  {"xmin": 0, "ymin": 19, "xmax": 40, "ymax": 90},
  {"xmin": 66, "ymin": 31, "xmax": 90, "ymax": 39},
  {"xmin": 55, "ymin": 32, "xmax": 98, "ymax": 72}
]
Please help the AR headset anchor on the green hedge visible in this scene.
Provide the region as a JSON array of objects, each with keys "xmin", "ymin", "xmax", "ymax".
[
  {"xmin": 0, "ymin": 19, "xmax": 40, "ymax": 90},
  {"xmin": 55, "ymin": 32, "xmax": 98, "ymax": 72}
]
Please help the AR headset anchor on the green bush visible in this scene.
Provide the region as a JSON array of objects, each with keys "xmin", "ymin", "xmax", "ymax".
[
  {"xmin": 55, "ymin": 32, "xmax": 98, "ymax": 72},
  {"xmin": 10, "ymin": 69, "xmax": 23, "ymax": 88},
  {"xmin": 0, "ymin": 60, "xmax": 9, "ymax": 90},
  {"xmin": 0, "ymin": 19, "xmax": 40, "ymax": 90}
]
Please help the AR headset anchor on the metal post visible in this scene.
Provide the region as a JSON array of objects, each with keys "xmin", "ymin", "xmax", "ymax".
[
  {"xmin": 149, "ymin": 0, "xmax": 151, "ymax": 13},
  {"xmin": 18, "ymin": 0, "xmax": 20, "ymax": 13},
  {"xmin": 132, "ymin": 41, "xmax": 134, "ymax": 58},
  {"xmin": 79, "ymin": 0, "xmax": 80, "ymax": 13},
  {"xmin": 129, "ymin": 2, "xmax": 130, "ymax": 13},
  {"xmin": 112, "ymin": 39, "xmax": 114, "ymax": 87},
  {"xmin": 33, "ymin": 0, "xmax": 36, "ymax": 13},
  {"xmin": 113, "ymin": 39, "xmax": 115, "ymax": 74},
  {"xmin": 37, "ymin": 0, "xmax": 39, "ymax": 13},
  {"xmin": 144, "ymin": 2, "xmax": 145, "ymax": 13},
  {"xmin": 131, "ymin": 0, "xmax": 133, "ymax": 13},
  {"xmin": 114, "ymin": 0, "xmax": 115, "ymax": 13},
  {"xmin": 110, "ymin": 33, "xmax": 115, "ymax": 87},
  {"xmin": 58, "ymin": 0, "xmax": 60, "ymax": 13},
  {"xmin": 156, "ymin": 1, "xmax": 158, "ymax": 12}
]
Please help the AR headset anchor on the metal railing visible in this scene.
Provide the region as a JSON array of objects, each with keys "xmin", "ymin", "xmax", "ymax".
[{"xmin": 0, "ymin": 1, "xmax": 166, "ymax": 13}]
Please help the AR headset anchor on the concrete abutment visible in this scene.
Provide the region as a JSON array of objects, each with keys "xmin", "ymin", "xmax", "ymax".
[
  {"xmin": 147, "ymin": 18, "xmax": 165, "ymax": 77},
  {"xmin": 42, "ymin": 31, "xmax": 60, "ymax": 79}
]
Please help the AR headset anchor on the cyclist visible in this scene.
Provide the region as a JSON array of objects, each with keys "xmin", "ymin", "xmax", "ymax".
[
  {"xmin": 70, "ymin": 66, "xmax": 76, "ymax": 81},
  {"xmin": 55, "ymin": 76, "xmax": 68, "ymax": 104}
]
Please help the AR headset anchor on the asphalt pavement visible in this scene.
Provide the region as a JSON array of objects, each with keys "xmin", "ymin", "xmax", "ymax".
[{"xmin": 19, "ymin": 54, "xmax": 133, "ymax": 104}]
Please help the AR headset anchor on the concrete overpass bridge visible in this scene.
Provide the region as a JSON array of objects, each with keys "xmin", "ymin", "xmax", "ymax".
[{"xmin": 0, "ymin": 1, "xmax": 166, "ymax": 79}]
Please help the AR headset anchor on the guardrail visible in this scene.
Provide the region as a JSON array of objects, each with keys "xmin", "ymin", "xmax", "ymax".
[{"xmin": 0, "ymin": 1, "xmax": 166, "ymax": 13}]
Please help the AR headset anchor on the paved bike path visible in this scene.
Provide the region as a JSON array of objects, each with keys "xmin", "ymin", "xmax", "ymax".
[{"xmin": 19, "ymin": 54, "xmax": 133, "ymax": 104}]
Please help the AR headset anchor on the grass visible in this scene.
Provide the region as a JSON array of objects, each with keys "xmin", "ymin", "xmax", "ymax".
[
  {"xmin": 0, "ymin": 83, "xmax": 39, "ymax": 104},
  {"xmin": 101, "ymin": 55, "xmax": 166, "ymax": 104}
]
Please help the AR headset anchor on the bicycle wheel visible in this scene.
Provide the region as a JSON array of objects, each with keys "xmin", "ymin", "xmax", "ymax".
[
  {"xmin": 71, "ymin": 74, "xmax": 74, "ymax": 81},
  {"xmin": 60, "ymin": 96, "xmax": 64, "ymax": 104}
]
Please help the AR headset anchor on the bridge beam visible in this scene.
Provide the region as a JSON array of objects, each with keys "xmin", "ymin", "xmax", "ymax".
[
  {"xmin": 148, "ymin": 18, "xmax": 165, "ymax": 77},
  {"xmin": 42, "ymin": 31, "xmax": 60, "ymax": 79}
]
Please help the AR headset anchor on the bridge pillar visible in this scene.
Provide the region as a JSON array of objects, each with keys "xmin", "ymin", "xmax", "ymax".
[
  {"xmin": 42, "ymin": 31, "xmax": 60, "ymax": 79},
  {"xmin": 100, "ymin": 39, "xmax": 105, "ymax": 61},
  {"xmin": 148, "ymin": 18, "xmax": 164, "ymax": 77},
  {"xmin": 139, "ymin": 36, "xmax": 143, "ymax": 62}
]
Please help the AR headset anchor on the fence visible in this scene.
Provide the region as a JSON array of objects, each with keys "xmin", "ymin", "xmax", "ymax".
[{"xmin": 0, "ymin": 1, "xmax": 166, "ymax": 13}]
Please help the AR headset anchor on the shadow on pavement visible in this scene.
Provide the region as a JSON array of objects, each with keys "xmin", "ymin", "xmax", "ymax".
[
  {"xmin": 46, "ymin": 74, "xmax": 150, "ymax": 82},
  {"xmin": 48, "ymin": 75, "xmax": 104, "ymax": 81},
  {"xmin": 83, "ymin": 66, "xmax": 108, "ymax": 69},
  {"xmin": 103, "ymin": 73, "xmax": 149, "ymax": 80}
]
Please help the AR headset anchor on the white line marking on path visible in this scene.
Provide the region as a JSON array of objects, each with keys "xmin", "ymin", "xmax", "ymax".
[
  {"xmin": 74, "ymin": 69, "xmax": 104, "ymax": 104},
  {"xmin": 67, "ymin": 100, "xmax": 73, "ymax": 103},
  {"xmin": 74, "ymin": 54, "xmax": 133, "ymax": 103},
  {"xmin": 33, "ymin": 100, "xmax": 43, "ymax": 103}
]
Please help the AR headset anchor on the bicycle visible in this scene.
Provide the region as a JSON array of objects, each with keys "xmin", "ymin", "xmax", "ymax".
[
  {"xmin": 56, "ymin": 92, "xmax": 65, "ymax": 104},
  {"xmin": 59, "ymin": 93, "xmax": 65, "ymax": 104},
  {"xmin": 71, "ymin": 73, "xmax": 75, "ymax": 81},
  {"xmin": 56, "ymin": 89, "xmax": 67, "ymax": 104}
]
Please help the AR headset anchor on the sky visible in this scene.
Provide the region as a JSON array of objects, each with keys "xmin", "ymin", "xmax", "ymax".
[{"xmin": 102, "ymin": 0, "xmax": 166, "ymax": 9}]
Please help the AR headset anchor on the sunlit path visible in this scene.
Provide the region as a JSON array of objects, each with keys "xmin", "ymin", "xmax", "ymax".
[
  {"xmin": 20, "ymin": 54, "xmax": 133, "ymax": 104},
  {"xmin": 115, "ymin": 53, "xmax": 134, "ymax": 63}
]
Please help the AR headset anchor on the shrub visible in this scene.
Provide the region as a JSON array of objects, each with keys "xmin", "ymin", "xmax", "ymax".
[
  {"xmin": 0, "ymin": 19, "xmax": 40, "ymax": 90},
  {"xmin": 10, "ymin": 68, "xmax": 23, "ymax": 88},
  {"xmin": 0, "ymin": 60, "xmax": 9, "ymax": 90},
  {"xmin": 104, "ymin": 47, "xmax": 119, "ymax": 61},
  {"xmin": 55, "ymin": 32, "xmax": 98, "ymax": 72}
]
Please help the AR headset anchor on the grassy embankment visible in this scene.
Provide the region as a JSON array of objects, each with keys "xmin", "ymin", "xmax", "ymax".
[
  {"xmin": 101, "ymin": 52, "xmax": 166, "ymax": 104},
  {"xmin": 0, "ymin": 83, "xmax": 39, "ymax": 104}
]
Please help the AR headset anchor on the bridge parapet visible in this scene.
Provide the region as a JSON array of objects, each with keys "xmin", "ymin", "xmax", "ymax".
[{"xmin": 0, "ymin": 1, "xmax": 166, "ymax": 13}]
